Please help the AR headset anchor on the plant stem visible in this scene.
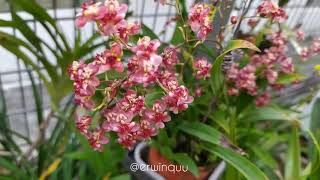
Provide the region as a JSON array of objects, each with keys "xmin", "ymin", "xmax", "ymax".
[
  {"xmin": 229, "ymin": 107, "xmax": 237, "ymax": 144},
  {"xmin": 226, "ymin": 107, "xmax": 239, "ymax": 180}
]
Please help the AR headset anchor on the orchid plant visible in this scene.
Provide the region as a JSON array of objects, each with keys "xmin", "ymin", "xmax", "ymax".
[{"xmin": 68, "ymin": 0, "xmax": 320, "ymax": 179}]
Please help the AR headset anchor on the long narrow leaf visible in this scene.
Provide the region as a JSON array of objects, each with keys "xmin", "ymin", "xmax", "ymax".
[
  {"xmin": 0, "ymin": 36, "xmax": 57, "ymax": 102},
  {"xmin": 25, "ymin": 67, "xmax": 45, "ymax": 174},
  {"xmin": 285, "ymin": 126, "xmax": 301, "ymax": 180},
  {"xmin": 205, "ymin": 145, "xmax": 269, "ymax": 180},
  {"xmin": 8, "ymin": 0, "xmax": 70, "ymax": 51},
  {"xmin": 179, "ymin": 122, "xmax": 224, "ymax": 145},
  {"xmin": 0, "ymin": 31, "xmax": 58, "ymax": 81},
  {"xmin": 141, "ymin": 24, "xmax": 159, "ymax": 40}
]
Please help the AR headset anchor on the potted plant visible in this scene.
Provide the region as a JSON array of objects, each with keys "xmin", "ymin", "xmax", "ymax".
[{"xmin": 69, "ymin": 0, "xmax": 320, "ymax": 180}]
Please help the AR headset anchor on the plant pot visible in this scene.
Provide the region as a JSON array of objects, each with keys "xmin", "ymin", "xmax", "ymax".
[
  {"xmin": 124, "ymin": 142, "xmax": 165, "ymax": 180},
  {"xmin": 124, "ymin": 142, "xmax": 226, "ymax": 180},
  {"xmin": 148, "ymin": 146, "xmax": 209, "ymax": 180}
]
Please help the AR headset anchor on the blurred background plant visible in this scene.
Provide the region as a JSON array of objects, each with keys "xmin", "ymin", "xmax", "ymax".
[{"xmin": 0, "ymin": 0, "xmax": 128, "ymax": 179}]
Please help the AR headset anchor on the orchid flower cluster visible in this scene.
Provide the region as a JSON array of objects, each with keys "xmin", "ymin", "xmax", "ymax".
[
  {"xmin": 225, "ymin": 0, "xmax": 311, "ymax": 107},
  {"xmin": 257, "ymin": 0, "xmax": 288, "ymax": 22},
  {"xmin": 299, "ymin": 37, "xmax": 320, "ymax": 61},
  {"xmin": 226, "ymin": 31, "xmax": 293, "ymax": 106},
  {"xmin": 68, "ymin": 0, "xmax": 214, "ymax": 151}
]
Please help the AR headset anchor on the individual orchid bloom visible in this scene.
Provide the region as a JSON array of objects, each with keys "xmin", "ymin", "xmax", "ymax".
[
  {"xmin": 158, "ymin": 71, "xmax": 179, "ymax": 91},
  {"xmin": 257, "ymin": 0, "xmax": 287, "ymax": 22},
  {"xmin": 144, "ymin": 100, "xmax": 171, "ymax": 129},
  {"xmin": 268, "ymin": 32, "xmax": 286, "ymax": 46},
  {"xmin": 248, "ymin": 18, "xmax": 258, "ymax": 28},
  {"xmin": 76, "ymin": 115, "xmax": 92, "ymax": 135},
  {"xmin": 68, "ymin": 61, "xmax": 100, "ymax": 97},
  {"xmin": 127, "ymin": 56, "xmax": 139, "ymax": 72},
  {"xmin": 118, "ymin": 22, "xmax": 141, "ymax": 42},
  {"xmin": 279, "ymin": 57, "xmax": 294, "ymax": 74},
  {"xmin": 271, "ymin": 84, "xmax": 284, "ymax": 91},
  {"xmin": 116, "ymin": 121, "xmax": 140, "ymax": 139},
  {"xmin": 296, "ymin": 29, "xmax": 305, "ymax": 41},
  {"xmin": 300, "ymin": 47, "xmax": 311, "ymax": 61},
  {"xmin": 311, "ymin": 38, "xmax": 320, "ymax": 54},
  {"xmin": 101, "ymin": 107, "xmax": 134, "ymax": 132},
  {"xmin": 188, "ymin": 3, "xmax": 213, "ymax": 40},
  {"xmin": 195, "ymin": 86, "xmax": 202, "ymax": 97},
  {"xmin": 92, "ymin": 42, "xmax": 124, "ymax": 72},
  {"xmin": 127, "ymin": 66, "xmax": 158, "ymax": 87},
  {"xmin": 68, "ymin": 61, "xmax": 86, "ymax": 80},
  {"xmin": 68, "ymin": 61, "xmax": 99, "ymax": 82},
  {"xmin": 105, "ymin": 80, "xmax": 121, "ymax": 99},
  {"xmin": 162, "ymin": 46, "xmax": 179, "ymax": 69},
  {"xmin": 264, "ymin": 69, "xmax": 278, "ymax": 84},
  {"xmin": 98, "ymin": 0, "xmax": 128, "ymax": 35},
  {"xmin": 227, "ymin": 88, "xmax": 239, "ymax": 96},
  {"xmin": 235, "ymin": 64, "xmax": 257, "ymax": 96},
  {"xmin": 264, "ymin": 48, "xmax": 281, "ymax": 65},
  {"xmin": 73, "ymin": 70, "xmax": 100, "ymax": 97},
  {"xmin": 88, "ymin": 129, "xmax": 109, "ymax": 151},
  {"xmin": 255, "ymin": 92, "xmax": 271, "ymax": 107},
  {"xmin": 116, "ymin": 90, "xmax": 145, "ymax": 114},
  {"xmin": 74, "ymin": 95, "xmax": 95, "ymax": 109},
  {"xmin": 193, "ymin": 57, "xmax": 212, "ymax": 79},
  {"xmin": 131, "ymin": 36, "xmax": 162, "ymax": 63},
  {"xmin": 164, "ymin": 86, "xmax": 194, "ymax": 114},
  {"xmin": 137, "ymin": 119, "xmax": 157, "ymax": 139},
  {"xmin": 117, "ymin": 132, "xmax": 138, "ymax": 149},
  {"xmin": 250, "ymin": 54, "xmax": 272, "ymax": 67},
  {"xmin": 76, "ymin": 2, "xmax": 107, "ymax": 27},
  {"xmin": 230, "ymin": 16, "xmax": 238, "ymax": 24},
  {"xmin": 226, "ymin": 63, "xmax": 239, "ymax": 81}
]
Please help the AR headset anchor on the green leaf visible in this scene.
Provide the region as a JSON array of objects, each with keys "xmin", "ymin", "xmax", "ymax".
[
  {"xmin": 205, "ymin": 146, "xmax": 269, "ymax": 180},
  {"xmin": 0, "ymin": 158, "xmax": 28, "ymax": 178},
  {"xmin": 209, "ymin": 111, "xmax": 230, "ymax": 134},
  {"xmin": 310, "ymin": 98, "xmax": 320, "ymax": 133},
  {"xmin": 0, "ymin": 82, "xmax": 21, "ymax": 153},
  {"xmin": 279, "ymin": 0, "xmax": 289, "ymax": 7},
  {"xmin": 210, "ymin": 40, "xmax": 260, "ymax": 95},
  {"xmin": 64, "ymin": 150, "xmax": 92, "ymax": 160},
  {"xmin": 8, "ymin": 11, "xmax": 59, "ymax": 82},
  {"xmin": 0, "ymin": 32, "xmax": 57, "ymax": 102},
  {"xmin": 0, "ymin": 19, "xmax": 16, "ymax": 27},
  {"xmin": 251, "ymin": 147, "xmax": 278, "ymax": 169},
  {"xmin": 276, "ymin": 73, "xmax": 305, "ymax": 85},
  {"xmin": 8, "ymin": 0, "xmax": 54, "ymax": 24},
  {"xmin": 141, "ymin": 24, "xmax": 159, "ymax": 40},
  {"xmin": 244, "ymin": 105, "xmax": 294, "ymax": 121},
  {"xmin": 8, "ymin": 0, "xmax": 70, "ymax": 51},
  {"xmin": 0, "ymin": 31, "xmax": 58, "ymax": 82},
  {"xmin": 171, "ymin": 21, "xmax": 184, "ymax": 45},
  {"xmin": 145, "ymin": 91, "xmax": 163, "ymax": 107},
  {"xmin": 110, "ymin": 174, "xmax": 130, "ymax": 180},
  {"xmin": 10, "ymin": 9, "xmax": 42, "ymax": 51},
  {"xmin": 305, "ymin": 130, "xmax": 320, "ymax": 178},
  {"xmin": 285, "ymin": 126, "xmax": 301, "ymax": 180},
  {"xmin": 25, "ymin": 67, "xmax": 45, "ymax": 174},
  {"xmin": 173, "ymin": 153, "xmax": 199, "ymax": 177},
  {"xmin": 179, "ymin": 122, "xmax": 224, "ymax": 145},
  {"xmin": 158, "ymin": 146, "xmax": 174, "ymax": 160}
]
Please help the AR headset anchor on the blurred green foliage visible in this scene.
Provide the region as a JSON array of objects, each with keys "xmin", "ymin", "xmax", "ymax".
[{"xmin": 0, "ymin": 0, "xmax": 129, "ymax": 179}]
